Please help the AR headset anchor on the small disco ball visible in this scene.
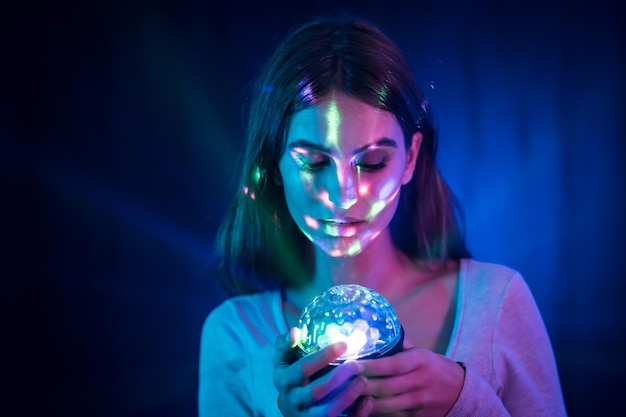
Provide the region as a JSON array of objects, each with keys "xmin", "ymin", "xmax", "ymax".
[{"xmin": 295, "ymin": 284, "xmax": 403, "ymax": 365}]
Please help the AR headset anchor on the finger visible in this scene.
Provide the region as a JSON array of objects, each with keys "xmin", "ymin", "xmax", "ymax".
[
  {"xmin": 308, "ymin": 360, "xmax": 363, "ymax": 401},
  {"xmin": 289, "ymin": 360, "xmax": 362, "ymax": 409},
  {"xmin": 361, "ymin": 372, "xmax": 420, "ymax": 398},
  {"xmin": 323, "ymin": 375, "xmax": 368, "ymax": 417},
  {"xmin": 277, "ymin": 341, "xmax": 348, "ymax": 391},
  {"xmin": 353, "ymin": 395, "xmax": 374, "ymax": 417},
  {"xmin": 299, "ymin": 341, "xmax": 348, "ymax": 380},
  {"xmin": 287, "ymin": 327, "xmax": 301, "ymax": 348},
  {"xmin": 273, "ymin": 328, "xmax": 301, "ymax": 365},
  {"xmin": 291, "ymin": 364, "xmax": 367, "ymax": 416},
  {"xmin": 273, "ymin": 330, "xmax": 305, "ymax": 392},
  {"xmin": 358, "ymin": 348, "xmax": 423, "ymax": 377},
  {"xmin": 369, "ymin": 391, "xmax": 419, "ymax": 416}
]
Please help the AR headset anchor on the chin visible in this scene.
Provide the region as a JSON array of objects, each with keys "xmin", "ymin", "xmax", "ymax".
[
  {"xmin": 327, "ymin": 247, "xmax": 365, "ymax": 257},
  {"xmin": 318, "ymin": 234, "xmax": 378, "ymax": 258}
]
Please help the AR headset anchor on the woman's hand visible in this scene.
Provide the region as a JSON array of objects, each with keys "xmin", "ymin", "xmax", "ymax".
[
  {"xmin": 358, "ymin": 344, "xmax": 465, "ymax": 417},
  {"xmin": 273, "ymin": 328, "xmax": 373, "ymax": 417}
]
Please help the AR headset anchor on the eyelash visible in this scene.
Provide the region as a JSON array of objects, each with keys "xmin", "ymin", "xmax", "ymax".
[
  {"xmin": 359, "ymin": 160, "xmax": 387, "ymax": 171},
  {"xmin": 295, "ymin": 156, "xmax": 387, "ymax": 173}
]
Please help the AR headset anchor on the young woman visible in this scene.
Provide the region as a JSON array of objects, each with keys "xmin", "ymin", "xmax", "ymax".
[{"xmin": 199, "ymin": 16, "xmax": 567, "ymax": 417}]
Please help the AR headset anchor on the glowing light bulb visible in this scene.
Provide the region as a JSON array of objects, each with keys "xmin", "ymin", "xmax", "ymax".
[{"xmin": 296, "ymin": 284, "xmax": 403, "ymax": 364}]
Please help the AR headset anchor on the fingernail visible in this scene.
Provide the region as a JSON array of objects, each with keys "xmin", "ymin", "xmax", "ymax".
[{"xmin": 334, "ymin": 341, "xmax": 347, "ymax": 352}]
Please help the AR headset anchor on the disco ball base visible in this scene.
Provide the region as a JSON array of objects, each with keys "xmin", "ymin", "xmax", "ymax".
[{"xmin": 309, "ymin": 326, "xmax": 404, "ymax": 381}]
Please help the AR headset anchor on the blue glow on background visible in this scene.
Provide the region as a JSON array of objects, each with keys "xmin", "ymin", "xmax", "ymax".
[{"xmin": 3, "ymin": 0, "xmax": 623, "ymax": 416}]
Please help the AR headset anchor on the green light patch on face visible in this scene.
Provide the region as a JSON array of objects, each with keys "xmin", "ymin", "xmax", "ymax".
[{"xmin": 325, "ymin": 99, "xmax": 341, "ymax": 148}]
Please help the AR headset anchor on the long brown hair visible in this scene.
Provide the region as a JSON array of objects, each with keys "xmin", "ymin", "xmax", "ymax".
[{"xmin": 214, "ymin": 16, "xmax": 470, "ymax": 295}]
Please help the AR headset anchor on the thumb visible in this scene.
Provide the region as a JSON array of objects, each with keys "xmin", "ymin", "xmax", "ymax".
[
  {"xmin": 273, "ymin": 327, "xmax": 301, "ymax": 366},
  {"xmin": 286, "ymin": 327, "xmax": 301, "ymax": 348}
]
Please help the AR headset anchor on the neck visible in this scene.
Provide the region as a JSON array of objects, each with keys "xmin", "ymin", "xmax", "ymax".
[
  {"xmin": 316, "ymin": 229, "xmax": 405, "ymax": 290},
  {"xmin": 283, "ymin": 230, "xmax": 461, "ymax": 319},
  {"xmin": 285, "ymin": 229, "xmax": 415, "ymax": 310}
]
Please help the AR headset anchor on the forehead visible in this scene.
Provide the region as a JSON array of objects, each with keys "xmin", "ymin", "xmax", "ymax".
[{"xmin": 286, "ymin": 92, "xmax": 403, "ymax": 151}]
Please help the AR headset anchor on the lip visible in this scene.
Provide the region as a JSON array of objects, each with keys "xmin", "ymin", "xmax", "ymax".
[
  {"xmin": 319, "ymin": 219, "xmax": 364, "ymax": 237},
  {"xmin": 321, "ymin": 217, "xmax": 362, "ymax": 224}
]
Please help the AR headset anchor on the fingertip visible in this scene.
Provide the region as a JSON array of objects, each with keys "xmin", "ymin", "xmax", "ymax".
[
  {"xmin": 333, "ymin": 340, "xmax": 348, "ymax": 355},
  {"xmin": 287, "ymin": 327, "xmax": 301, "ymax": 348}
]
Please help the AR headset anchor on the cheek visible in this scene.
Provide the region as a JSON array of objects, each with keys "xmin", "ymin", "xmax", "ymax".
[
  {"xmin": 283, "ymin": 170, "xmax": 337, "ymax": 210},
  {"xmin": 358, "ymin": 169, "xmax": 404, "ymax": 203},
  {"xmin": 282, "ymin": 172, "xmax": 316, "ymax": 206}
]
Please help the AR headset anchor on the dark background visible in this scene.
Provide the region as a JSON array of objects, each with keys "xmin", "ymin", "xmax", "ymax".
[{"xmin": 3, "ymin": 0, "xmax": 624, "ymax": 416}]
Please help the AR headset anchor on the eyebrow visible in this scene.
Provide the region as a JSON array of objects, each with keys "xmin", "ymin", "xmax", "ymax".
[{"xmin": 288, "ymin": 138, "xmax": 398, "ymax": 155}]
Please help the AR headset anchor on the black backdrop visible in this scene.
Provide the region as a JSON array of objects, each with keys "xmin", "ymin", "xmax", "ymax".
[{"xmin": 3, "ymin": 0, "xmax": 625, "ymax": 416}]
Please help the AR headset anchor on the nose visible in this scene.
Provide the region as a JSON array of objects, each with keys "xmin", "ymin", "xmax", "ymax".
[{"xmin": 327, "ymin": 165, "xmax": 358, "ymax": 209}]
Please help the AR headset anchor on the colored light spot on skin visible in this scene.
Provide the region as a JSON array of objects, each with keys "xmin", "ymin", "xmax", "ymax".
[
  {"xmin": 346, "ymin": 241, "xmax": 363, "ymax": 256},
  {"xmin": 378, "ymin": 180, "xmax": 401, "ymax": 203},
  {"xmin": 324, "ymin": 100, "xmax": 356, "ymax": 207},
  {"xmin": 300, "ymin": 171, "xmax": 314, "ymax": 184},
  {"xmin": 329, "ymin": 249, "xmax": 343, "ymax": 257},
  {"xmin": 304, "ymin": 216, "xmax": 320, "ymax": 230},
  {"xmin": 368, "ymin": 200, "xmax": 388, "ymax": 218},
  {"xmin": 358, "ymin": 183, "xmax": 370, "ymax": 197},
  {"xmin": 316, "ymin": 190, "xmax": 334, "ymax": 209},
  {"xmin": 325, "ymin": 100, "xmax": 341, "ymax": 148}
]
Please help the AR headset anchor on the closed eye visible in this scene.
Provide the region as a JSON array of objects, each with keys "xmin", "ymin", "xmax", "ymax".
[
  {"xmin": 357, "ymin": 160, "xmax": 387, "ymax": 171},
  {"xmin": 354, "ymin": 149, "xmax": 391, "ymax": 172},
  {"xmin": 295, "ymin": 157, "xmax": 330, "ymax": 172},
  {"xmin": 290, "ymin": 149, "xmax": 330, "ymax": 172}
]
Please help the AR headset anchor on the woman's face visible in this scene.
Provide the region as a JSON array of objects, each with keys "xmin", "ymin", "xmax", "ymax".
[{"xmin": 278, "ymin": 91, "xmax": 420, "ymax": 257}]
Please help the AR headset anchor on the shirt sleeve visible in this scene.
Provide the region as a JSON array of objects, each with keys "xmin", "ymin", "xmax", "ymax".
[
  {"xmin": 447, "ymin": 272, "xmax": 567, "ymax": 417},
  {"xmin": 198, "ymin": 301, "xmax": 254, "ymax": 417}
]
